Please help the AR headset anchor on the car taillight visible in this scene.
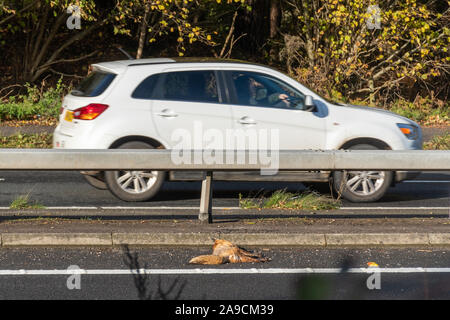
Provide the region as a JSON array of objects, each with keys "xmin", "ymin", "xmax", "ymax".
[{"xmin": 73, "ymin": 104, "xmax": 109, "ymax": 120}]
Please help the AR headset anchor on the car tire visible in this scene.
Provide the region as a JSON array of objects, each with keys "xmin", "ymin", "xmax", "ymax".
[
  {"xmin": 332, "ymin": 144, "xmax": 393, "ymax": 203},
  {"xmin": 83, "ymin": 173, "xmax": 108, "ymax": 190},
  {"xmin": 104, "ymin": 141, "xmax": 165, "ymax": 202}
]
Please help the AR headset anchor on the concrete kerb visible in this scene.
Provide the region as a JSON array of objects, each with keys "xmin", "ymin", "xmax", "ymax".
[
  {"xmin": 324, "ymin": 233, "xmax": 430, "ymax": 246},
  {"xmin": 218, "ymin": 233, "xmax": 326, "ymax": 246},
  {"xmin": 0, "ymin": 232, "xmax": 450, "ymax": 247},
  {"xmin": 1, "ymin": 233, "xmax": 113, "ymax": 246},
  {"xmin": 428, "ymin": 233, "xmax": 450, "ymax": 245},
  {"xmin": 112, "ymin": 233, "xmax": 326, "ymax": 246},
  {"xmin": 112, "ymin": 232, "xmax": 220, "ymax": 246}
]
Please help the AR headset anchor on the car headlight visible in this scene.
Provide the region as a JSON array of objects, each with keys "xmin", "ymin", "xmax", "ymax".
[{"xmin": 397, "ymin": 123, "xmax": 419, "ymax": 140}]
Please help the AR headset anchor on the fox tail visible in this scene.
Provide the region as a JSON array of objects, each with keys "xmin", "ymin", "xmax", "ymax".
[{"xmin": 189, "ymin": 255, "xmax": 226, "ymax": 265}]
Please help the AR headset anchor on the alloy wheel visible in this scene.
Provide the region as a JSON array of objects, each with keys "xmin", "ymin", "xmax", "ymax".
[
  {"xmin": 116, "ymin": 170, "xmax": 159, "ymax": 194},
  {"xmin": 345, "ymin": 170, "xmax": 385, "ymax": 196}
]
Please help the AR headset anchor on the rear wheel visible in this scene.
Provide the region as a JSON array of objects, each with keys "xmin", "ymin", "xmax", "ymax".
[
  {"xmin": 332, "ymin": 144, "xmax": 393, "ymax": 203},
  {"xmin": 104, "ymin": 141, "xmax": 165, "ymax": 202}
]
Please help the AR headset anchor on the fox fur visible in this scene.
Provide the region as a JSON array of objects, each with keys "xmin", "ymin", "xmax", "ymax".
[{"xmin": 189, "ymin": 239, "xmax": 270, "ymax": 265}]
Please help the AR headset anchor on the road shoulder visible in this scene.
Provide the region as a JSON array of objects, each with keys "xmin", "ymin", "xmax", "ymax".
[{"xmin": 0, "ymin": 211, "xmax": 449, "ymax": 247}]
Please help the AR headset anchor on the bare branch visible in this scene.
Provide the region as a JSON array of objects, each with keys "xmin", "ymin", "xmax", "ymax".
[
  {"xmin": 31, "ymin": 12, "xmax": 68, "ymax": 75},
  {"xmin": 224, "ymin": 33, "xmax": 247, "ymax": 59},
  {"xmin": 0, "ymin": 0, "xmax": 39, "ymax": 26},
  {"xmin": 48, "ymin": 68, "xmax": 84, "ymax": 79},
  {"xmin": 219, "ymin": 10, "xmax": 238, "ymax": 58},
  {"xmin": 39, "ymin": 50, "xmax": 98, "ymax": 70}
]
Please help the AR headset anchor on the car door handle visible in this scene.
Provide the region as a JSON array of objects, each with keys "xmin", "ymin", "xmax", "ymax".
[
  {"xmin": 157, "ymin": 109, "xmax": 178, "ymax": 118},
  {"xmin": 238, "ymin": 116, "xmax": 257, "ymax": 125}
]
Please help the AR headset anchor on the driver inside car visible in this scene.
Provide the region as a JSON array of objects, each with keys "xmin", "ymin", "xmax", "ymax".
[{"xmin": 235, "ymin": 75, "xmax": 291, "ymax": 108}]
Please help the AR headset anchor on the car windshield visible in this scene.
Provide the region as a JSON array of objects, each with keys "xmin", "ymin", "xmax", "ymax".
[{"xmin": 71, "ymin": 71, "xmax": 116, "ymax": 97}]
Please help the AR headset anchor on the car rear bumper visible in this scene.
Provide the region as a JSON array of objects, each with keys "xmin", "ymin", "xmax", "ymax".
[{"xmin": 52, "ymin": 124, "xmax": 112, "ymax": 149}]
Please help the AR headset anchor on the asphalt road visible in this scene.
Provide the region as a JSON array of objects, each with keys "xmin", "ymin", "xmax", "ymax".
[
  {"xmin": 0, "ymin": 171, "xmax": 448, "ymax": 209},
  {"xmin": 0, "ymin": 247, "xmax": 449, "ymax": 300},
  {"xmin": 0, "ymin": 171, "xmax": 448, "ymax": 302}
]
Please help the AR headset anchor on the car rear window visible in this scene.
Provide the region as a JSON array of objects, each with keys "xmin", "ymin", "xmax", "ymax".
[{"xmin": 71, "ymin": 71, "xmax": 116, "ymax": 97}]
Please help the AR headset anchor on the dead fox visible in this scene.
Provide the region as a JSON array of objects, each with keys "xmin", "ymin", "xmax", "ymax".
[{"xmin": 189, "ymin": 239, "xmax": 270, "ymax": 265}]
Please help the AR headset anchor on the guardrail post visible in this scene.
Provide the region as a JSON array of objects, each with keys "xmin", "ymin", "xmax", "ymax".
[{"xmin": 199, "ymin": 171, "xmax": 213, "ymax": 223}]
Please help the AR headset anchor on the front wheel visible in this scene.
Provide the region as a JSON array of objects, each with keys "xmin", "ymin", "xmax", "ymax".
[
  {"xmin": 104, "ymin": 141, "xmax": 165, "ymax": 202},
  {"xmin": 332, "ymin": 144, "xmax": 393, "ymax": 203}
]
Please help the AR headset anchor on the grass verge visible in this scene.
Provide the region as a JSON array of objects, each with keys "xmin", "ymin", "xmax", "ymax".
[
  {"xmin": 0, "ymin": 133, "xmax": 53, "ymax": 148},
  {"xmin": 423, "ymin": 132, "xmax": 450, "ymax": 150},
  {"xmin": 388, "ymin": 98, "xmax": 449, "ymax": 127},
  {"xmin": 10, "ymin": 195, "xmax": 45, "ymax": 209},
  {"xmin": 0, "ymin": 80, "xmax": 64, "ymax": 122},
  {"xmin": 239, "ymin": 189, "xmax": 341, "ymax": 210}
]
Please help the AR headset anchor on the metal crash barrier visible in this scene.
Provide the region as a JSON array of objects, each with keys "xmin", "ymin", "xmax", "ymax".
[{"xmin": 0, "ymin": 149, "xmax": 449, "ymax": 223}]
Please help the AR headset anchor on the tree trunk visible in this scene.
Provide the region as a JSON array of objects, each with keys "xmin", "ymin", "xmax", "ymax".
[
  {"xmin": 136, "ymin": 3, "xmax": 150, "ymax": 59},
  {"xmin": 237, "ymin": 0, "xmax": 270, "ymax": 55},
  {"xmin": 269, "ymin": 0, "xmax": 280, "ymax": 39}
]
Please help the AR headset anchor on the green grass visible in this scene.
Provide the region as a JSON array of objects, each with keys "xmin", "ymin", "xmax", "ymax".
[
  {"xmin": 423, "ymin": 133, "xmax": 450, "ymax": 150},
  {"xmin": 0, "ymin": 133, "xmax": 53, "ymax": 148},
  {"xmin": 10, "ymin": 195, "xmax": 45, "ymax": 209},
  {"xmin": 387, "ymin": 98, "xmax": 449, "ymax": 126},
  {"xmin": 0, "ymin": 79, "xmax": 66, "ymax": 121},
  {"xmin": 239, "ymin": 189, "xmax": 341, "ymax": 210}
]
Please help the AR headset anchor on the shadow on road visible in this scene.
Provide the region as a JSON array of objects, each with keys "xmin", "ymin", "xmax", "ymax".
[{"xmin": 122, "ymin": 245, "xmax": 187, "ymax": 300}]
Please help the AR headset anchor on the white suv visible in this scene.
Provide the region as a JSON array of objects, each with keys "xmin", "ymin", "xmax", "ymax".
[{"xmin": 53, "ymin": 58, "xmax": 422, "ymax": 203}]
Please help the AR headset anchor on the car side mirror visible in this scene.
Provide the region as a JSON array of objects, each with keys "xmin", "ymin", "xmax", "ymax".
[{"xmin": 304, "ymin": 95, "xmax": 316, "ymax": 112}]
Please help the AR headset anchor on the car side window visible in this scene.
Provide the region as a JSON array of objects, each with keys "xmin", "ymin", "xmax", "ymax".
[
  {"xmin": 229, "ymin": 71, "xmax": 305, "ymax": 110},
  {"xmin": 132, "ymin": 73, "xmax": 161, "ymax": 99},
  {"xmin": 159, "ymin": 70, "xmax": 219, "ymax": 103}
]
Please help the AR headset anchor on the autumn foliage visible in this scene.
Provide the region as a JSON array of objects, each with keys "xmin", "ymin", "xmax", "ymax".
[{"xmin": 0, "ymin": 0, "xmax": 448, "ymax": 123}]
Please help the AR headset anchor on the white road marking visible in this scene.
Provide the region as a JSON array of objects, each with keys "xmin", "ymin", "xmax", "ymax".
[
  {"xmin": 0, "ymin": 267, "xmax": 450, "ymax": 276},
  {"xmin": 47, "ymin": 206, "xmax": 99, "ymax": 210},
  {"xmin": 341, "ymin": 207, "xmax": 450, "ymax": 210},
  {"xmin": 404, "ymin": 180, "xmax": 450, "ymax": 183},
  {"xmin": 0, "ymin": 206, "xmax": 99, "ymax": 210},
  {"xmin": 100, "ymin": 206, "xmax": 241, "ymax": 210},
  {"xmin": 0, "ymin": 206, "xmax": 448, "ymax": 210}
]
